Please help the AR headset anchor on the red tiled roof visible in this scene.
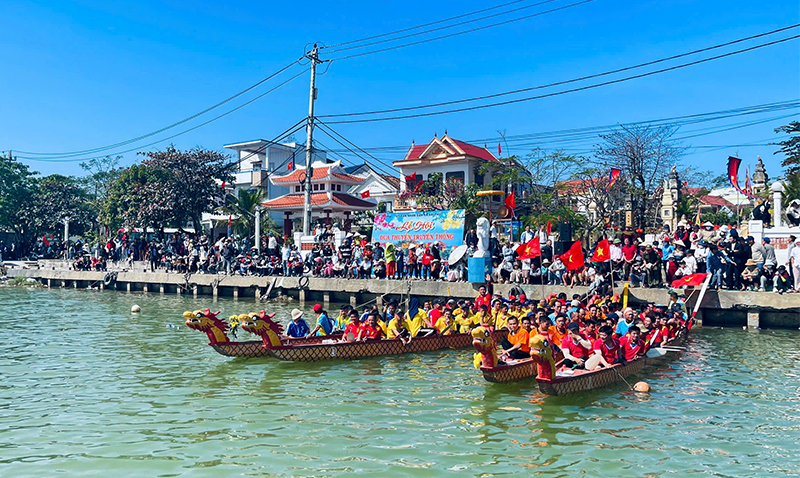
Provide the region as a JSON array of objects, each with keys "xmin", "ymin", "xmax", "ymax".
[
  {"xmin": 400, "ymin": 135, "xmax": 497, "ymax": 163},
  {"xmin": 332, "ymin": 172, "xmax": 365, "ymax": 182},
  {"xmin": 261, "ymin": 192, "xmax": 375, "ymax": 210},
  {"xmin": 272, "ymin": 166, "xmax": 364, "ymax": 184},
  {"xmin": 450, "ymin": 139, "xmax": 498, "ymax": 162},
  {"xmin": 699, "ymin": 195, "xmax": 734, "ymax": 208}
]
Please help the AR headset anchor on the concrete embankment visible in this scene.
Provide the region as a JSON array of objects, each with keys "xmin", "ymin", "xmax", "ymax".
[{"xmin": 4, "ymin": 260, "xmax": 800, "ymax": 330}]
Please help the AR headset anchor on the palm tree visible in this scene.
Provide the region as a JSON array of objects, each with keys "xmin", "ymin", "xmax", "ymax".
[{"xmin": 218, "ymin": 188, "xmax": 264, "ymax": 238}]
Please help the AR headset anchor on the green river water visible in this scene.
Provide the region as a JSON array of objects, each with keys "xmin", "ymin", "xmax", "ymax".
[{"xmin": 1, "ymin": 287, "xmax": 799, "ymax": 477}]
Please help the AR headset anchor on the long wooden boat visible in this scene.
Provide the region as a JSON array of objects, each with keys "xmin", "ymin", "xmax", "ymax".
[
  {"xmin": 480, "ymin": 334, "xmax": 687, "ymax": 395},
  {"xmin": 210, "ymin": 334, "xmax": 343, "ymax": 358},
  {"xmin": 266, "ymin": 330, "xmax": 509, "ymax": 362}
]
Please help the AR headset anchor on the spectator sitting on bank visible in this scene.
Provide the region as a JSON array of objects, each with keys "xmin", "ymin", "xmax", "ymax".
[
  {"xmin": 741, "ymin": 259, "xmax": 759, "ymax": 291},
  {"xmin": 773, "ymin": 265, "xmax": 791, "ymax": 294}
]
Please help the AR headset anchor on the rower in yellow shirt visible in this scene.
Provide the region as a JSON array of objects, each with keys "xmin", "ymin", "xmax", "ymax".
[
  {"xmin": 403, "ymin": 298, "xmax": 429, "ymax": 337},
  {"xmin": 434, "ymin": 309, "xmax": 459, "ymax": 335},
  {"xmin": 495, "ymin": 303, "xmax": 510, "ymax": 330}
]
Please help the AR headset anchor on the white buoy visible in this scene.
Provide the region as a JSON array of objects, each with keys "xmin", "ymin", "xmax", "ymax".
[{"xmin": 131, "ymin": 304, "xmax": 141, "ymax": 313}]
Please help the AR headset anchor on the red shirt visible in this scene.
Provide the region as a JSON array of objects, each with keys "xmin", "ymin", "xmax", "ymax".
[
  {"xmin": 422, "ymin": 253, "xmax": 433, "ymax": 265},
  {"xmin": 592, "ymin": 337, "xmax": 620, "ymax": 364},
  {"xmin": 581, "ymin": 328, "xmax": 598, "ymax": 342},
  {"xmin": 619, "ymin": 335, "xmax": 645, "ymax": 361},
  {"xmin": 429, "ymin": 308, "xmax": 443, "ymax": 323},
  {"xmin": 344, "ymin": 322, "xmax": 363, "ymax": 338},
  {"xmin": 622, "ymin": 244, "xmax": 637, "ymax": 261},
  {"xmin": 361, "ymin": 324, "xmax": 383, "ymax": 340},
  {"xmin": 562, "ymin": 336, "xmax": 591, "ymax": 360},
  {"xmin": 474, "ymin": 294, "xmax": 490, "ymax": 310}
]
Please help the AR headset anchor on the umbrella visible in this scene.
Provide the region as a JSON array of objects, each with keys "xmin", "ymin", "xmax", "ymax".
[{"xmin": 449, "ymin": 245, "xmax": 468, "ymax": 265}]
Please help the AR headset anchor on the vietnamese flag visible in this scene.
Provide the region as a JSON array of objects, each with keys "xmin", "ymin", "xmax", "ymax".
[
  {"xmin": 591, "ymin": 238, "xmax": 610, "ymax": 262},
  {"xmin": 671, "ymin": 273, "xmax": 708, "ymax": 288},
  {"xmin": 498, "ymin": 142, "xmax": 502, "ymax": 157},
  {"xmin": 504, "ymin": 190, "xmax": 516, "ymax": 209},
  {"xmin": 516, "ymin": 239, "xmax": 541, "ymax": 260},
  {"xmin": 413, "ymin": 180, "xmax": 424, "ymax": 193},
  {"xmin": 546, "ymin": 219, "xmax": 552, "ymax": 235},
  {"xmin": 42, "ymin": 235, "xmax": 50, "ymax": 246},
  {"xmin": 404, "ymin": 172, "xmax": 417, "ymax": 182},
  {"xmin": 608, "ymin": 168, "xmax": 621, "ymax": 188},
  {"xmin": 361, "ymin": 190, "xmax": 370, "ymax": 198},
  {"xmin": 227, "ymin": 216, "xmax": 232, "ymax": 227},
  {"xmin": 287, "ymin": 161, "xmax": 293, "ymax": 171},
  {"xmin": 559, "ymin": 241, "xmax": 584, "ymax": 271}
]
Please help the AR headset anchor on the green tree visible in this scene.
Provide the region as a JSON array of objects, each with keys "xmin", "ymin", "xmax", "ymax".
[
  {"xmin": 0, "ymin": 154, "xmax": 35, "ymax": 234},
  {"xmin": 138, "ymin": 145, "xmax": 234, "ymax": 232},
  {"xmin": 80, "ymin": 155, "xmax": 122, "ymax": 201},
  {"xmin": 218, "ymin": 188, "xmax": 280, "ymax": 239},
  {"xmin": 20, "ymin": 174, "xmax": 95, "ymax": 238},
  {"xmin": 102, "ymin": 164, "xmax": 175, "ymax": 235},
  {"xmin": 775, "ymin": 121, "xmax": 800, "ymax": 174}
]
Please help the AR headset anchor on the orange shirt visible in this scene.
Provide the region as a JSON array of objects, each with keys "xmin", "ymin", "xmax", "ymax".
[
  {"xmin": 508, "ymin": 328, "xmax": 530, "ymax": 353},
  {"xmin": 548, "ymin": 326, "xmax": 568, "ymax": 348}
]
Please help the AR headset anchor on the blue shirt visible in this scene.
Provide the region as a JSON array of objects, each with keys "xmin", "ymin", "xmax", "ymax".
[
  {"xmin": 287, "ymin": 319, "xmax": 310, "ymax": 338},
  {"xmin": 317, "ymin": 313, "xmax": 335, "ymax": 335},
  {"xmin": 661, "ymin": 244, "xmax": 674, "ymax": 261},
  {"xmin": 615, "ymin": 319, "xmax": 632, "ymax": 336}
]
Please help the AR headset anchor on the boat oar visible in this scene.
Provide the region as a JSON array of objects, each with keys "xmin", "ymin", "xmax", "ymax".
[{"xmin": 610, "ymin": 364, "xmax": 635, "ymax": 391}]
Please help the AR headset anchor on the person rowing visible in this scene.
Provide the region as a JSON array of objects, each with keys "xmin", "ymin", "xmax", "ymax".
[
  {"xmin": 405, "ymin": 298, "xmax": 436, "ymax": 337},
  {"xmin": 560, "ymin": 322, "xmax": 593, "ymax": 369},
  {"xmin": 499, "ymin": 317, "xmax": 530, "ymax": 361},
  {"xmin": 591, "ymin": 325, "xmax": 621, "ymax": 369},
  {"xmin": 356, "ymin": 312, "xmax": 384, "ymax": 342}
]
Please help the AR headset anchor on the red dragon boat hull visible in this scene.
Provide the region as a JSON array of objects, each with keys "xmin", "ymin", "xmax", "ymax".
[
  {"xmin": 480, "ymin": 334, "xmax": 687, "ymax": 395},
  {"xmin": 266, "ymin": 330, "xmax": 509, "ymax": 362},
  {"xmin": 209, "ymin": 334, "xmax": 344, "ymax": 358}
]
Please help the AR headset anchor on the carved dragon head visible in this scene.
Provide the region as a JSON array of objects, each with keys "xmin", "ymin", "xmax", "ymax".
[
  {"xmin": 471, "ymin": 326, "xmax": 498, "ymax": 369},
  {"xmin": 241, "ymin": 310, "xmax": 284, "ymax": 348},
  {"xmin": 184, "ymin": 309, "xmax": 229, "ymax": 345},
  {"xmin": 528, "ymin": 334, "xmax": 556, "ymax": 379}
]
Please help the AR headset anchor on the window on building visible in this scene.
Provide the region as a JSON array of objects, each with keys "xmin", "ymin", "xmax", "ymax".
[
  {"xmin": 295, "ymin": 186, "xmax": 301, "ymax": 193},
  {"xmin": 474, "ymin": 172, "xmax": 484, "ymax": 186},
  {"xmin": 313, "ymin": 184, "xmax": 319, "ymax": 191},
  {"xmin": 446, "ymin": 171, "xmax": 465, "ymax": 184},
  {"xmin": 320, "ymin": 184, "xmax": 325, "ymax": 191}
]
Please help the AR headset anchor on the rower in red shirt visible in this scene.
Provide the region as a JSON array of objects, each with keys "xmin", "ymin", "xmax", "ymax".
[
  {"xmin": 561, "ymin": 323, "xmax": 592, "ymax": 369},
  {"xmin": 581, "ymin": 319, "xmax": 599, "ymax": 342},
  {"xmin": 342, "ymin": 314, "xmax": 364, "ymax": 342},
  {"xmin": 592, "ymin": 325, "xmax": 621, "ymax": 368},
  {"xmin": 357, "ymin": 313, "xmax": 384, "ymax": 342},
  {"xmin": 618, "ymin": 325, "xmax": 646, "ymax": 362}
]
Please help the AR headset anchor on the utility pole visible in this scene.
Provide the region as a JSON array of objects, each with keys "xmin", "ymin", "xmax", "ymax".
[{"xmin": 302, "ymin": 44, "xmax": 321, "ymax": 236}]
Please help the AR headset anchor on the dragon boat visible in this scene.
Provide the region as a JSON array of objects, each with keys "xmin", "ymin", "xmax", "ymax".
[
  {"xmin": 472, "ymin": 324, "xmax": 690, "ymax": 396},
  {"xmin": 185, "ymin": 309, "xmax": 508, "ymax": 362},
  {"xmin": 183, "ymin": 309, "xmax": 342, "ymax": 358}
]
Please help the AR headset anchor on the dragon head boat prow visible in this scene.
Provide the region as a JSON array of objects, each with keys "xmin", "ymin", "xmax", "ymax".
[
  {"xmin": 240, "ymin": 310, "xmax": 284, "ymax": 348},
  {"xmin": 472, "ymin": 326, "xmax": 498, "ymax": 369},
  {"xmin": 528, "ymin": 334, "xmax": 556, "ymax": 380},
  {"xmin": 184, "ymin": 309, "xmax": 229, "ymax": 345}
]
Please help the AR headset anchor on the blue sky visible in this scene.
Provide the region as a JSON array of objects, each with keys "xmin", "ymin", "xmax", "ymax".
[{"xmin": 1, "ymin": 0, "xmax": 798, "ymax": 182}]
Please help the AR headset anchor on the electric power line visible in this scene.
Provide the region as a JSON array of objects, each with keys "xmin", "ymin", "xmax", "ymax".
[
  {"xmin": 17, "ymin": 69, "xmax": 310, "ymax": 163},
  {"xmin": 322, "ymin": 34, "xmax": 800, "ymax": 124},
  {"xmin": 323, "ymin": 0, "xmax": 564, "ymax": 55},
  {"xmin": 326, "ymin": 0, "xmax": 596, "ymax": 61},
  {"xmin": 322, "ymin": 0, "xmax": 534, "ymax": 50},
  {"xmin": 16, "ymin": 61, "xmax": 304, "ymax": 157}
]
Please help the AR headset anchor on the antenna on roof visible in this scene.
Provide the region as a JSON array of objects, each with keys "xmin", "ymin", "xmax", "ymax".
[
  {"xmin": 444, "ymin": 129, "xmax": 447, "ymax": 136},
  {"xmin": 434, "ymin": 132, "xmax": 437, "ymax": 138},
  {"xmin": 411, "ymin": 140, "xmax": 415, "ymax": 147}
]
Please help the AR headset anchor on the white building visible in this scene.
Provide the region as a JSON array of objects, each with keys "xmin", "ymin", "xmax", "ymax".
[
  {"xmin": 223, "ymin": 139, "xmax": 328, "ymax": 223},
  {"xmin": 345, "ymin": 164, "xmax": 400, "ymax": 212}
]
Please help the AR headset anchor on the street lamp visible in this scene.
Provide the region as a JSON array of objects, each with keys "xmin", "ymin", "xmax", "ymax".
[{"xmin": 63, "ymin": 217, "xmax": 70, "ymax": 259}]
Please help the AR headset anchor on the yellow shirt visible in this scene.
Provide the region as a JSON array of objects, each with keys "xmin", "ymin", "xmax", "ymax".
[
  {"xmin": 377, "ymin": 319, "xmax": 388, "ymax": 335},
  {"xmin": 405, "ymin": 310, "xmax": 428, "ymax": 336},
  {"xmin": 495, "ymin": 312, "xmax": 508, "ymax": 330},
  {"xmin": 435, "ymin": 317, "xmax": 458, "ymax": 335},
  {"xmin": 387, "ymin": 317, "xmax": 410, "ymax": 338}
]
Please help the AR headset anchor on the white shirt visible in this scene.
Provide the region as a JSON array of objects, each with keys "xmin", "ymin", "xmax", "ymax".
[
  {"xmin": 791, "ymin": 245, "xmax": 800, "ymax": 265},
  {"xmin": 520, "ymin": 230, "xmax": 535, "ymax": 243}
]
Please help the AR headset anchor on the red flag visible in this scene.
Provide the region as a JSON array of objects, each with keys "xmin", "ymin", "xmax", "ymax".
[
  {"xmin": 590, "ymin": 238, "xmax": 610, "ymax": 262},
  {"xmin": 559, "ymin": 241, "xmax": 584, "ymax": 271},
  {"xmin": 287, "ymin": 161, "xmax": 293, "ymax": 171},
  {"xmin": 670, "ymin": 273, "xmax": 708, "ymax": 288},
  {"xmin": 404, "ymin": 172, "xmax": 417, "ymax": 182},
  {"xmin": 227, "ymin": 216, "xmax": 232, "ymax": 227},
  {"xmin": 546, "ymin": 220, "xmax": 552, "ymax": 235},
  {"xmin": 727, "ymin": 156, "xmax": 748, "ymax": 197},
  {"xmin": 361, "ymin": 190, "xmax": 370, "ymax": 198},
  {"xmin": 608, "ymin": 168, "xmax": 621, "ymax": 188},
  {"xmin": 221, "ymin": 181, "xmax": 226, "ymax": 189},
  {"xmin": 413, "ymin": 180, "xmax": 424, "ymax": 193},
  {"xmin": 504, "ymin": 191, "xmax": 516, "ymax": 209},
  {"xmin": 498, "ymin": 142, "xmax": 502, "ymax": 156},
  {"xmin": 516, "ymin": 239, "xmax": 541, "ymax": 260},
  {"xmin": 42, "ymin": 235, "xmax": 50, "ymax": 246}
]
